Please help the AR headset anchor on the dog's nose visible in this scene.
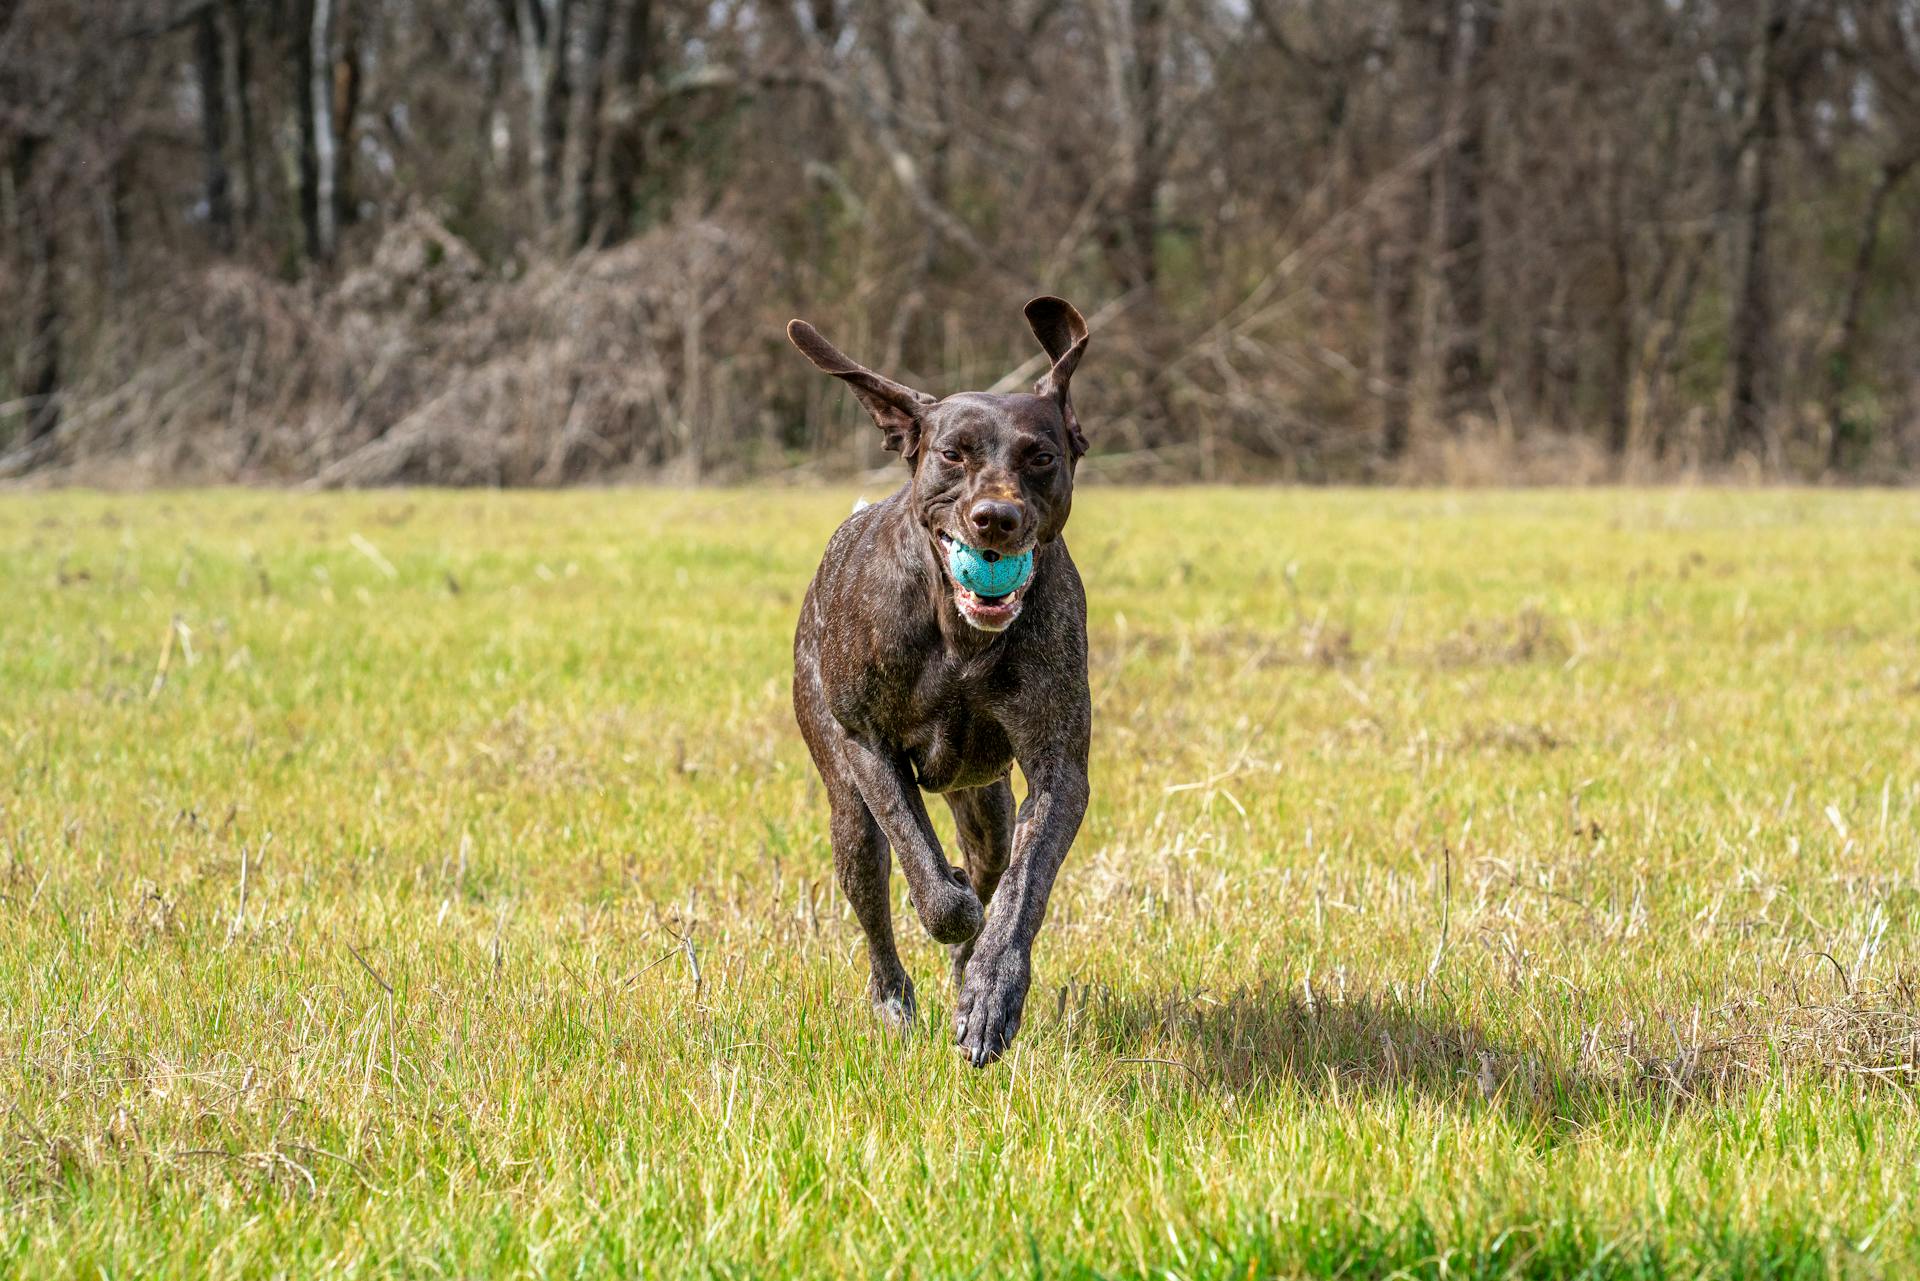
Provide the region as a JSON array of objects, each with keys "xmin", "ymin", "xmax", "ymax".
[{"xmin": 968, "ymin": 499, "xmax": 1022, "ymax": 541}]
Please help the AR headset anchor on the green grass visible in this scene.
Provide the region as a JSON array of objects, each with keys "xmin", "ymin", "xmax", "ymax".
[{"xmin": 3, "ymin": 488, "xmax": 1918, "ymax": 1279}]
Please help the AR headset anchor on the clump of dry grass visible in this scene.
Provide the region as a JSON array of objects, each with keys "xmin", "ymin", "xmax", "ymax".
[{"xmin": 10, "ymin": 212, "xmax": 781, "ymax": 488}]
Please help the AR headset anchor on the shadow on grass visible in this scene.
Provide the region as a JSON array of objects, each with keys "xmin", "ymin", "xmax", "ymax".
[
  {"xmin": 1068, "ymin": 978, "xmax": 1645, "ymax": 1124},
  {"xmin": 1061, "ymin": 965, "xmax": 1920, "ymax": 1127}
]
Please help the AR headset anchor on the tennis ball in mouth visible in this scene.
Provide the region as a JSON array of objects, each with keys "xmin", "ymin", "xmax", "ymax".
[{"xmin": 946, "ymin": 538, "xmax": 1034, "ymax": 598}]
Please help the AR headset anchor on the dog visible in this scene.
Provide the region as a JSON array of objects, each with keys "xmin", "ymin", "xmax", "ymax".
[{"xmin": 787, "ymin": 297, "xmax": 1092, "ymax": 1067}]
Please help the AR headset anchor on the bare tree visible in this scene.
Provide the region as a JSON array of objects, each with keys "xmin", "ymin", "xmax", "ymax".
[
  {"xmin": 1726, "ymin": 0, "xmax": 1789, "ymax": 462},
  {"xmin": 565, "ymin": 0, "xmax": 618, "ymax": 249},
  {"xmin": 311, "ymin": 0, "xmax": 338, "ymax": 260},
  {"xmin": 332, "ymin": 0, "xmax": 361, "ymax": 233},
  {"xmin": 602, "ymin": 0, "xmax": 654, "ymax": 242},
  {"xmin": 194, "ymin": 2, "xmax": 234, "ymax": 252},
  {"xmin": 222, "ymin": 0, "xmax": 258, "ymax": 228},
  {"xmin": 1824, "ymin": 154, "xmax": 1915, "ymax": 471},
  {"xmin": 1433, "ymin": 0, "xmax": 1496, "ymax": 424},
  {"xmin": 284, "ymin": 0, "xmax": 323, "ymax": 261},
  {"xmin": 517, "ymin": 0, "xmax": 573, "ymax": 234},
  {"xmin": 8, "ymin": 133, "xmax": 60, "ymax": 444}
]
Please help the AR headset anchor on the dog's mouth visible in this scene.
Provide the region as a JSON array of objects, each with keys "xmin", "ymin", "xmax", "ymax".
[{"xmin": 935, "ymin": 530, "xmax": 1032, "ymax": 632}]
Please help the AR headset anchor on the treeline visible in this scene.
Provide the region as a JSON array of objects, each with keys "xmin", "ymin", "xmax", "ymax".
[{"xmin": 3, "ymin": 0, "xmax": 1919, "ymax": 484}]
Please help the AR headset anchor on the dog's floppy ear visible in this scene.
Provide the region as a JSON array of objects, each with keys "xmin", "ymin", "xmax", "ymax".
[
  {"xmin": 1024, "ymin": 296, "xmax": 1089, "ymax": 460},
  {"xmin": 787, "ymin": 320, "xmax": 936, "ymax": 460}
]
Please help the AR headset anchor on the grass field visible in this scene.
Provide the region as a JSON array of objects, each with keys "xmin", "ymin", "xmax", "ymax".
[{"xmin": 3, "ymin": 488, "xmax": 1919, "ymax": 1279}]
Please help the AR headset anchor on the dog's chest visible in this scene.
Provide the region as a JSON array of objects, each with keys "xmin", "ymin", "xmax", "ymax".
[{"xmin": 899, "ymin": 662, "xmax": 1015, "ymax": 793}]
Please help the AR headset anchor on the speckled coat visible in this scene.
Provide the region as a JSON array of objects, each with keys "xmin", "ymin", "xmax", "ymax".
[{"xmin": 787, "ymin": 298, "xmax": 1093, "ymax": 1066}]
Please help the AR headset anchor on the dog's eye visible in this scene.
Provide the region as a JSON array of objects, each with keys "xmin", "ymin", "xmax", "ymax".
[
  {"xmin": 1030, "ymin": 452, "xmax": 1055, "ymax": 469},
  {"xmin": 941, "ymin": 448, "xmax": 963, "ymax": 464}
]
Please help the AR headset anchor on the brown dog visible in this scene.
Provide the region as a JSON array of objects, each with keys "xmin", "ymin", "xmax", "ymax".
[{"xmin": 786, "ymin": 297, "xmax": 1093, "ymax": 1066}]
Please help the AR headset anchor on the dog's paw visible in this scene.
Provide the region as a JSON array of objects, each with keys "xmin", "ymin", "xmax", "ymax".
[
  {"xmin": 917, "ymin": 866, "xmax": 984, "ymax": 945},
  {"xmin": 953, "ymin": 943, "xmax": 1030, "ymax": 1067},
  {"xmin": 869, "ymin": 975, "xmax": 917, "ymax": 1031}
]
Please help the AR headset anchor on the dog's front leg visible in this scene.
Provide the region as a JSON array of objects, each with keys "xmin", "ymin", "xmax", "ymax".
[
  {"xmin": 954, "ymin": 756, "xmax": 1089, "ymax": 1066},
  {"xmin": 839, "ymin": 737, "xmax": 985, "ymax": 946}
]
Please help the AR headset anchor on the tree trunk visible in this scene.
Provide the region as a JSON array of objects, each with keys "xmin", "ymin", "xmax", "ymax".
[
  {"xmin": 518, "ymin": 0, "xmax": 573, "ymax": 234},
  {"xmin": 94, "ymin": 157, "xmax": 131, "ymax": 296},
  {"xmin": 311, "ymin": 0, "xmax": 338, "ymax": 261},
  {"xmin": 516, "ymin": 0, "xmax": 547, "ymax": 223},
  {"xmin": 1534, "ymin": 273, "xmax": 1574, "ymax": 431},
  {"xmin": 1726, "ymin": 0, "xmax": 1784, "ymax": 462},
  {"xmin": 223, "ymin": 0, "xmax": 258, "ymax": 228},
  {"xmin": 1435, "ymin": 0, "xmax": 1495, "ymax": 425},
  {"xmin": 1113, "ymin": 0, "xmax": 1165, "ymax": 294},
  {"xmin": 1603, "ymin": 145, "xmax": 1632, "ymax": 458},
  {"xmin": 9, "ymin": 137, "xmax": 60, "ymax": 445},
  {"xmin": 1370, "ymin": 0, "xmax": 1440, "ymax": 461},
  {"xmin": 567, "ymin": 0, "xmax": 618, "ymax": 250},
  {"xmin": 195, "ymin": 4, "xmax": 235, "ymax": 252},
  {"xmin": 545, "ymin": 0, "xmax": 572, "ymax": 225},
  {"xmin": 1605, "ymin": 268, "xmax": 1633, "ymax": 458},
  {"xmin": 603, "ymin": 0, "xmax": 654, "ymax": 243},
  {"xmin": 874, "ymin": 0, "xmax": 957, "ymax": 377},
  {"xmin": 482, "ymin": 0, "xmax": 514, "ymax": 183},
  {"xmin": 1375, "ymin": 226, "xmax": 1418, "ymax": 461},
  {"xmin": 1641, "ymin": 234, "xmax": 1710, "ymax": 462},
  {"xmin": 332, "ymin": 0, "xmax": 361, "ymax": 232},
  {"xmin": 1823, "ymin": 156, "xmax": 1914, "ymax": 473},
  {"xmin": 1374, "ymin": 122, "xmax": 1425, "ymax": 462},
  {"xmin": 1098, "ymin": 0, "xmax": 1176, "ymax": 450},
  {"xmin": 288, "ymin": 0, "xmax": 322, "ymax": 261}
]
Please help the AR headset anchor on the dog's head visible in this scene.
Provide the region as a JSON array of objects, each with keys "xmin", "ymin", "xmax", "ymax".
[{"xmin": 786, "ymin": 297, "xmax": 1089, "ymax": 632}]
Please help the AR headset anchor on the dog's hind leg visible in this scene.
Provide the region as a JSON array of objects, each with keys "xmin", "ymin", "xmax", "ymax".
[
  {"xmin": 830, "ymin": 791, "xmax": 916, "ymax": 1028},
  {"xmin": 944, "ymin": 777, "xmax": 1015, "ymax": 990}
]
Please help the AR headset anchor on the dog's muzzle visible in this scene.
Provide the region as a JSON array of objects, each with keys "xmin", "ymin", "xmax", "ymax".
[{"xmin": 937, "ymin": 532, "xmax": 1034, "ymax": 632}]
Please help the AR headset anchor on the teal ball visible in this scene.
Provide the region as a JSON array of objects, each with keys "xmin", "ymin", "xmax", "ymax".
[{"xmin": 947, "ymin": 539, "xmax": 1033, "ymax": 598}]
